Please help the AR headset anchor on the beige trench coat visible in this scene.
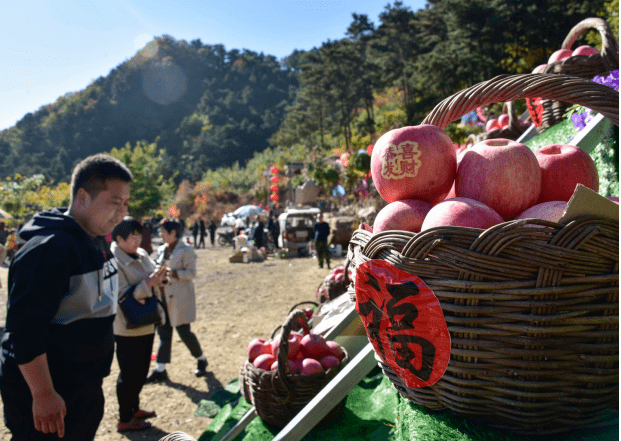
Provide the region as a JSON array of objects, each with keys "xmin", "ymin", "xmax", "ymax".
[
  {"xmin": 155, "ymin": 239, "xmax": 197, "ymax": 327},
  {"xmin": 111, "ymin": 242, "xmax": 165, "ymax": 337}
]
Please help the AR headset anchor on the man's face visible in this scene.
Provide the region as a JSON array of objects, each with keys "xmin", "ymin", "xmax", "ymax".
[{"xmin": 82, "ymin": 178, "xmax": 130, "ymax": 237}]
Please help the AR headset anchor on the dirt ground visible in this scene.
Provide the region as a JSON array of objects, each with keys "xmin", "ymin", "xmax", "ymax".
[{"xmin": 0, "ymin": 231, "xmax": 341, "ymax": 440}]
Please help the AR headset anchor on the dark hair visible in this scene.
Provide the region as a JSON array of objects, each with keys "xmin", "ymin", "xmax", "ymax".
[
  {"xmin": 112, "ymin": 216, "xmax": 143, "ymax": 241},
  {"xmin": 70, "ymin": 154, "xmax": 133, "ymax": 203},
  {"xmin": 160, "ymin": 217, "xmax": 183, "ymax": 237}
]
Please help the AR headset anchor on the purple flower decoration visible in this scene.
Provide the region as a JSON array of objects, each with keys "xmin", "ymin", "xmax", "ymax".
[
  {"xmin": 570, "ymin": 112, "xmax": 588, "ymax": 130},
  {"xmin": 592, "ymin": 70, "xmax": 619, "ymax": 91},
  {"xmin": 569, "ymin": 70, "xmax": 618, "ymax": 131}
]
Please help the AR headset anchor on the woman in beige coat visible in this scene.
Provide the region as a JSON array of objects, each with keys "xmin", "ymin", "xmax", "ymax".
[
  {"xmin": 146, "ymin": 218, "xmax": 208, "ymax": 383},
  {"xmin": 112, "ymin": 217, "xmax": 168, "ymax": 432}
]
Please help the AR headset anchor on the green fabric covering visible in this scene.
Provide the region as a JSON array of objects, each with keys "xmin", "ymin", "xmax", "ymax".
[
  {"xmin": 392, "ymin": 396, "xmax": 619, "ymax": 441},
  {"xmin": 195, "ymin": 378, "xmax": 242, "ymax": 418},
  {"xmin": 198, "ymin": 370, "xmax": 618, "ymax": 441},
  {"xmin": 198, "ymin": 368, "xmax": 398, "ymax": 441}
]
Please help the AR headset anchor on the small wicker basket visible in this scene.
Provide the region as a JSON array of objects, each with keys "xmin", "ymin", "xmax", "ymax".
[
  {"xmin": 348, "ymin": 73, "xmax": 619, "ymax": 436},
  {"xmin": 536, "ymin": 17, "xmax": 619, "ymax": 133},
  {"xmin": 239, "ymin": 310, "xmax": 349, "ymax": 428}
]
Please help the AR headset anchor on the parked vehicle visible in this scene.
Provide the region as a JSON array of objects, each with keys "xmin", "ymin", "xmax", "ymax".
[{"xmin": 277, "ymin": 207, "xmax": 321, "ymax": 256}]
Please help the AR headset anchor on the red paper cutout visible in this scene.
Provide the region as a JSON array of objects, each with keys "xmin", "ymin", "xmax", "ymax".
[
  {"xmin": 525, "ymin": 97, "xmax": 543, "ymax": 127},
  {"xmin": 355, "ymin": 260, "xmax": 451, "ymax": 388}
]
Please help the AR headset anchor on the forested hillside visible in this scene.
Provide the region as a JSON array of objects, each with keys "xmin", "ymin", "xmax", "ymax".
[
  {"xmin": 0, "ymin": 36, "xmax": 298, "ymax": 183},
  {"xmin": 0, "ymin": 0, "xmax": 615, "ymax": 186}
]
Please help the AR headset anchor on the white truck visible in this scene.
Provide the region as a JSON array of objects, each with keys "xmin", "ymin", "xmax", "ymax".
[{"xmin": 277, "ymin": 207, "xmax": 321, "ymax": 257}]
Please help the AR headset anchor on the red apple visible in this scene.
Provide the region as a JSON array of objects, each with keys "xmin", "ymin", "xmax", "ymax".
[
  {"xmin": 371, "ymin": 124, "xmax": 456, "ymax": 205},
  {"xmin": 456, "ymin": 139, "xmax": 542, "ymax": 220},
  {"xmin": 548, "ymin": 49, "xmax": 573, "ymax": 64},
  {"xmin": 498, "ymin": 114, "xmax": 509, "ymax": 129},
  {"xmin": 534, "ymin": 144, "xmax": 599, "ymax": 203},
  {"xmin": 301, "ymin": 358, "xmax": 324, "ymax": 375},
  {"xmin": 372, "ymin": 199, "xmax": 433, "ymax": 233},
  {"xmin": 289, "ymin": 359, "xmax": 303, "ymax": 374},
  {"xmin": 303, "ymin": 308, "xmax": 314, "ymax": 321},
  {"xmin": 271, "ymin": 332, "xmax": 302, "ymax": 360},
  {"xmin": 485, "ymin": 118, "xmax": 500, "ymax": 132},
  {"xmin": 444, "ymin": 181, "xmax": 457, "ymax": 200},
  {"xmin": 572, "ymin": 45, "xmax": 599, "ymax": 57},
  {"xmin": 247, "ymin": 338, "xmax": 273, "ymax": 363},
  {"xmin": 253, "ymin": 353, "xmax": 276, "ymax": 370},
  {"xmin": 326, "ymin": 340, "xmax": 345, "ymax": 361},
  {"xmin": 532, "ymin": 64, "xmax": 547, "ymax": 73},
  {"xmin": 270, "ymin": 360, "xmax": 278, "ymax": 371},
  {"xmin": 515, "ymin": 200, "xmax": 567, "ymax": 224},
  {"xmin": 320, "ymin": 355, "xmax": 340, "ymax": 370},
  {"xmin": 300, "ymin": 333, "xmax": 330, "ymax": 359},
  {"xmin": 421, "ymin": 197, "xmax": 504, "ymax": 231}
]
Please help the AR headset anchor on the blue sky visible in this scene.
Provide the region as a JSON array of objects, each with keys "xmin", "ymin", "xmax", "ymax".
[{"xmin": 1, "ymin": 0, "xmax": 426, "ymax": 131}]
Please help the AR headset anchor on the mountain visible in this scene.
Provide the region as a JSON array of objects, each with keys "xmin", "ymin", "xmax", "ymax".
[{"xmin": 0, "ymin": 35, "xmax": 299, "ymax": 183}]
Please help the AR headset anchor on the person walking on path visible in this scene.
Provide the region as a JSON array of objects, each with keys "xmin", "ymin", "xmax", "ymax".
[
  {"xmin": 111, "ymin": 217, "xmax": 168, "ymax": 432},
  {"xmin": 140, "ymin": 220, "xmax": 153, "ymax": 255},
  {"xmin": 252, "ymin": 215, "xmax": 266, "ymax": 249},
  {"xmin": 267, "ymin": 212, "xmax": 279, "ymax": 250},
  {"xmin": 146, "ymin": 218, "xmax": 208, "ymax": 383},
  {"xmin": 207, "ymin": 220, "xmax": 217, "ymax": 247},
  {"xmin": 191, "ymin": 221, "xmax": 199, "ymax": 248},
  {"xmin": 0, "ymin": 154, "xmax": 132, "ymax": 440},
  {"xmin": 198, "ymin": 219, "xmax": 206, "ymax": 249},
  {"xmin": 313, "ymin": 213, "xmax": 331, "ymax": 269}
]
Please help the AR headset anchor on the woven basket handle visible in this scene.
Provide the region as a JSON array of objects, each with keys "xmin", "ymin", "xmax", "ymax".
[
  {"xmin": 287, "ymin": 301, "xmax": 319, "ymax": 315},
  {"xmin": 561, "ymin": 17, "xmax": 619, "ymax": 71},
  {"xmin": 421, "ymin": 73, "xmax": 619, "ymax": 130},
  {"xmin": 275, "ymin": 309, "xmax": 310, "ymax": 391}
]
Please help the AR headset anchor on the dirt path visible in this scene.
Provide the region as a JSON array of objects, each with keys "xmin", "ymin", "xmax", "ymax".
[{"xmin": 0, "ymin": 235, "xmax": 338, "ymax": 440}]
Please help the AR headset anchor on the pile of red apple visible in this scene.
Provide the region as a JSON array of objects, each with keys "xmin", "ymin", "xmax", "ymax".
[
  {"xmin": 370, "ymin": 124, "xmax": 616, "ymax": 235},
  {"xmin": 532, "ymin": 44, "xmax": 600, "ymax": 75},
  {"xmin": 247, "ymin": 331, "xmax": 346, "ymax": 376},
  {"xmin": 316, "ymin": 265, "xmax": 354, "ymax": 302}
]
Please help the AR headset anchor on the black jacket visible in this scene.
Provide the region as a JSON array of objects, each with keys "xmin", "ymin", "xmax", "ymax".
[{"xmin": 0, "ymin": 208, "xmax": 117, "ymax": 386}]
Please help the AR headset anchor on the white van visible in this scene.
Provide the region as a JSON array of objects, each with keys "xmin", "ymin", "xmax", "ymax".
[{"xmin": 277, "ymin": 207, "xmax": 321, "ymax": 256}]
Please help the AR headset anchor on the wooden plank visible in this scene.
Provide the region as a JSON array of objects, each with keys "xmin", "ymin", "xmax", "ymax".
[
  {"xmin": 516, "ymin": 123, "xmax": 539, "ymax": 143},
  {"xmin": 272, "ymin": 342, "xmax": 377, "ymax": 441}
]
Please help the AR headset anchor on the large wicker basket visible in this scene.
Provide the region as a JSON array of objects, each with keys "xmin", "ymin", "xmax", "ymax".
[
  {"xmin": 348, "ymin": 73, "xmax": 619, "ymax": 436},
  {"xmin": 239, "ymin": 310, "xmax": 349, "ymax": 428},
  {"xmin": 536, "ymin": 17, "xmax": 619, "ymax": 132}
]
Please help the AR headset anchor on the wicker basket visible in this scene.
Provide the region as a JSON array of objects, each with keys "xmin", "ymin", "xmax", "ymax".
[
  {"xmin": 536, "ymin": 17, "xmax": 619, "ymax": 133},
  {"xmin": 317, "ymin": 259, "xmax": 351, "ymax": 304},
  {"xmin": 348, "ymin": 73, "xmax": 619, "ymax": 436},
  {"xmin": 239, "ymin": 310, "xmax": 349, "ymax": 428}
]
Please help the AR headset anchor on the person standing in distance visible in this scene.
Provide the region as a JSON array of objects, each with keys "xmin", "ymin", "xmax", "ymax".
[
  {"xmin": 0, "ymin": 154, "xmax": 132, "ymax": 440},
  {"xmin": 313, "ymin": 213, "xmax": 331, "ymax": 269}
]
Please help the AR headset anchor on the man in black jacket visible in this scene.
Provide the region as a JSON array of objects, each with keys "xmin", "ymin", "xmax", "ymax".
[{"xmin": 0, "ymin": 154, "xmax": 132, "ymax": 440}]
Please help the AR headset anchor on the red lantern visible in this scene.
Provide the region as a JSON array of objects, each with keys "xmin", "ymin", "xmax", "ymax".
[
  {"xmin": 270, "ymin": 193, "xmax": 280, "ymax": 201},
  {"xmin": 270, "ymin": 165, "xmax": 279, "ymax": 174},
  {"xmin": 269, "ymin": 184, "xmax": 279, "ymax": 192},
  {"xmin": 270, "ymin": 175, "xmax": 280, "ymax": 183}
]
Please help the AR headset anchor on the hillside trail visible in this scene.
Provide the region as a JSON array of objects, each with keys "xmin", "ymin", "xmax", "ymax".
[{"xmin": 0, "ymin": 229, "xmax": 338, "ymax": 440}]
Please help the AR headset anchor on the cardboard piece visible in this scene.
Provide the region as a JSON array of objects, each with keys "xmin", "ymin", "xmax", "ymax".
[{"xmin": 559, "ymin": 184, "xmax": 619, "ymax": 224}]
